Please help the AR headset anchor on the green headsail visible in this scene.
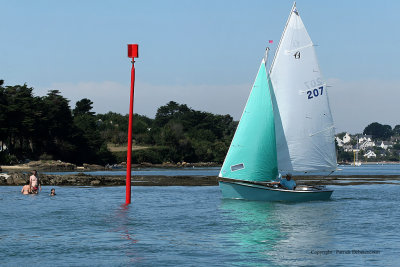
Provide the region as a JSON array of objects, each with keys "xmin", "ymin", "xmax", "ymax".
[{"xmin": 219, "ymin": 60, "xmax": 278, "ymax": 182}]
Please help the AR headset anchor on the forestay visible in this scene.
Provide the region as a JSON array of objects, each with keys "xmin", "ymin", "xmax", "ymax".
[
  {"xmin": 269, "ymin": 4, "xmax": 337, "ymax": 172},
  {"xmin": 219, "ymin": 59, "xmax": 278, "ymax": 181}
]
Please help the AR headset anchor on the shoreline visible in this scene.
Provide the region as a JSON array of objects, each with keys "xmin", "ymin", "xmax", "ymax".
[
  {"xmin": 2, "ymin": 160, "xmax": 400, "ymax": 173},
  {"xmin": 1, "ymin": 172, "xmax": 400, "ymax": 187},
  {"xmin": 0, "ymin": 161, "xmax": 221, "ymax": 172}
]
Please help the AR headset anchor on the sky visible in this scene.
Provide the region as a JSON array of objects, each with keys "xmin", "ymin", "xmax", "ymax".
[{"xmin": 1, "ymin": 0, "xmax": 399, "ymax": 134}]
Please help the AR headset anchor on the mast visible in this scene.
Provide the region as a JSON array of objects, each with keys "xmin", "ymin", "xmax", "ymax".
[
  {"xmin": 269, "ymin": 2, "xmax": 297, "ymax": 74},
  {"xmin": 264, "ymin": 47, "xmax": 270, "ymax": 68}
]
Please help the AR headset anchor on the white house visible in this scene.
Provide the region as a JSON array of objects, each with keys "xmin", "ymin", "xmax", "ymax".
[
  {"xmin": 364, "ymin": 150, "xmax": 376, "ymax": 158},
  {"xmin": 336, "ymin": 137, "xmax": 344, "ymax": 147},
  {"xmin": 379, "ymin": 141, "xmax": 393, "ymax": 150},
  {"xmin": 359, "ymin": 140, "xmax": 375, "ymax": 150},
  {"xmin": 359, "ymin": 135, "xmax": 373, "ymax": 143},
  {"xmin": 342, "ymin": 133, "xmax": 351, "ymax": 144},
  {"xmin": 336, "ymin": 133, "xmax": 351, "ymax": 147}
]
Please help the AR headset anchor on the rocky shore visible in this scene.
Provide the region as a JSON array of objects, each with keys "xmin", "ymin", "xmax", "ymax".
[
  {"xmin": 0, "ymin": 172, "xmax": 218, "ymax": 186},
  {"xmin": 1, "ymin": 172, "xmax": 399, "ymax": 187},
  {"xmin": 0, "ymin": 160, "xmax": 220, "ymax": 172}
]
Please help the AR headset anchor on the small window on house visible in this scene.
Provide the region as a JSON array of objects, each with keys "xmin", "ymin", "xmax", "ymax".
[{"xmin": 231, "ymin": 163, "xmax": 244, "ymax": 172}]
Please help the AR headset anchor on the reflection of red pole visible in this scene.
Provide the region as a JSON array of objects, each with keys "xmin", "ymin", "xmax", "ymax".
[{"xmin": 126, "ymin": 44, "xmax": 138, "ymax": 205}]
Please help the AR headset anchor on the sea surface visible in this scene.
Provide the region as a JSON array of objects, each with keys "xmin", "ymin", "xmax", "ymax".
[
  {"xmin": 1, "ymin": 167, "xmax": 400, "ymax": 266},
  {"xmin": 44, "ymin": 163, "xmax": 400, "ymax": 176}
]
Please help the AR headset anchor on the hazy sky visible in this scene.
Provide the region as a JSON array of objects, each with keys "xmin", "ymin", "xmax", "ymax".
[{"xmin": 1, "ymin": 0, "xmax": 399, "ymax": 134}]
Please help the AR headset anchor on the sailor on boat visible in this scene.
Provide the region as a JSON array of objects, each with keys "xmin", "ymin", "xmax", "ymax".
[{"xmin": 269, "ymin": 173, "xmax": 296, "ymax": 190}]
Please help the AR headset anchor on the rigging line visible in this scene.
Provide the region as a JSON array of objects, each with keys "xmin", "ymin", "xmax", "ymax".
[
  {"xmin": 309, "ymin": 125, "xmax": 334, "ymax": 137},
  {"xmin": 318, "ymin": 170, "xmax": 335, "ymax": 185},
  {"xmin": 285, "ymin": 43, "xmax": 313, "ymax": 54},
  {"xmin": 299, "ymin": 83, "xmax": 327, "ymax": 94}
]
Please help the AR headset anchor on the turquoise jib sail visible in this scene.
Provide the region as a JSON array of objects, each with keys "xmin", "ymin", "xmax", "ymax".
[{"xmin": 219, "ymin": 60, "xmax": 278, "ymax": 182}]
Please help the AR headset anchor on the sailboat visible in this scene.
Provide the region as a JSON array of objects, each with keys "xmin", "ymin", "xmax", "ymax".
[{"xmin": 218, "ymin": 3, "xmax": 336, "ymax": 202}]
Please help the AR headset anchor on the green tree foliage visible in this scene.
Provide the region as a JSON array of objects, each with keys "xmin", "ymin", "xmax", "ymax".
[
  {"xmin": 0, "ymin": 83, "xmax": 114, "ymax": 164},
  {"xmin": 39, "ymin": 90, "xmax": 76, "ymax": 159},
  {"xmin": 152, "ymin": 101, "xmax": 236, "ymax": 163},
  {"xmin": 0, "ymin": 85, "xmax": 237, "ymax": 165},
  {"xmin": 363, "ymin": 122, "xmax": 393, "ymax": 140},
  {"xmin": 393, "ymin": 143, "xmax": 400, "ymax": 150},
  {"xmin": 0, "ymin": 84, "xmax": 40, "ymax": 157},
  {"xmin": 337, "ymin": 150, "xmax": 353, "ymax": 162},
  {"xmin": 96, "ymin": 112, "xmax": 128, "ymax": 144},
  {"xmin": 72, "ymin": 98, "xmax": 114, "ymax": 164},
  {"xmin": 95, "ymin": 112, "xmax": 152, "ymax": 144},
  {"xmin": 96, "ymin": 101, "xmax": 237, "ymax": 163},
  {"xmin": 154, "ymin": 101, "xmax": 190, "ymax": 127},
  {"xmin": 73, "ymin": 98, "xmax": 95, "ymax": 117},
  {"xmin": 6, "ymin": 81, "xmax": 400, "ymax": 165},
  {"xmin": 393, "ymin": 125, "xmax": 400, "ymax": 136},
  {"xmin": 0, "ymin": 80, "xmax": 8, "ymax": 144},
  {"xmin": 95, "ymin": 101, "xmax": 236, "ymax": 163},
  {"xmin": 335, "ymin": 138, "xmax": 353, "ymax": 163}
]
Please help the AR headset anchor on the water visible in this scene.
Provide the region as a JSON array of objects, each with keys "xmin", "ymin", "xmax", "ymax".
[
  {"xmin": 43, "ymin": 164, "xmax": 400, "ymax": 176},
  {"xmin": 335, "ymin": 164, "xmax": 400, "ymax": 175},
  {"xmin": 1, "ymin": 184, "xmax": 399, "ymax": 266},
  {"xmin": 44, "ymin": 167, "xmax": 221, "ymax": 176}
]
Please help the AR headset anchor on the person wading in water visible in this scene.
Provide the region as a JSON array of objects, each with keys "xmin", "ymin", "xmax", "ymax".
[{"xmin": 29, "ymin": 170, "xmax": 41, "ymax": 194}]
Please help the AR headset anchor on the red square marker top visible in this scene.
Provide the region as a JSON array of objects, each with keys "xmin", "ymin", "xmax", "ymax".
[{"xmin": 127, "ymin": 44, "xmax": 139, "ymax": 58}]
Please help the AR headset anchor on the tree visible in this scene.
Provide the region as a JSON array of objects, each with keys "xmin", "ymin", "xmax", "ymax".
[
  {"xmin": 39, "ymin": 90, "xmax": 75, "ymax": 160},
  {"xmin": 73, "ymin": 98, "xmax": 95, "ymax": 117},
  {"xmin": 363, "ymin": 122, "xmax": 393, "ymax": 140},
  {"xmin": 0, "ymin": 82, "xmax": 8, "ymax": 143},
  {"xmin": 393, "ymin": 143, "xmax": 400, "ymax": 150},
  {"xmin": 154, "ymin": 101, "xmax": 191, "ymax": 127},
  {"xmin": 1, "ymin": 84, "xmax": 38, "ymax": 156},
  {"xmin": 393, "ymin": 125, "xmax": 400, "ymax": 136},
  {"xmin": 1, "ymin": 82, "xmax": 240, "ymax": 165},
  {"xmin": 72, "ymin": 98, "xmax": 114, "ymax": 164}
]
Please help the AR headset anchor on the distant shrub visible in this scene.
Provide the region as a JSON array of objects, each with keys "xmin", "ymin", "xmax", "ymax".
[
  {"xmin": 39, "ymin": 153, "xmax": 53, "ymax": 161},
  {"xmin": 112, "ymin": 147, "xmax": 170, "ymax": 164},
  {"xmin": 0, "ymin": 151, "xmax": 18, "ymax": 165}
]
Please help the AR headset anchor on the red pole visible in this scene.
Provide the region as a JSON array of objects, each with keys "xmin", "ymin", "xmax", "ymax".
[
  {"xmin": 126, "ymin": 61, "xmax": 135, "ymax": 205},
  {"xmin": 126, "ymin": 44, "xmax": 138, "ymax": 205}
]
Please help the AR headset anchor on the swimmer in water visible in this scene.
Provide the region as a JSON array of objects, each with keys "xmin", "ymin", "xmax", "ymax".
[
  {"xmin": 21, "ymin": 181, "xmax": 32, "ymax": 195},
  {"xmin": 50, "ymin": 188, "xmax": 56, "ymax": 196}
]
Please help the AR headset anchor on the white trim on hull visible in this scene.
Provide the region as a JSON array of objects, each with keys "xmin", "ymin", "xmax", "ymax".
[{"xmin": 219, "ymin": 180, "xmax": 333, "ymax": 202}]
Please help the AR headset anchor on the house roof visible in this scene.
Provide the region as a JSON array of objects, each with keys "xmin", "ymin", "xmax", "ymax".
[{"xmin": 381, "ymin": 141, "xmax": 393, "ymax": 145}]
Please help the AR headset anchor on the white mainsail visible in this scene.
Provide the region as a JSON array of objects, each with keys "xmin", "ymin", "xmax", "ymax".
[{"xmin": 269, "ymin": 3, "xmax": 337, "ymax": 172}]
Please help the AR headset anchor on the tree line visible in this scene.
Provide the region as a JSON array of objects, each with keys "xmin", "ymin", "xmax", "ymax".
[
  {"xmin": 1, "ymin": 81, "xmax": 399, "ymax": 165},
  {"xmin": 96, "ymin": 101, "xmax": 237, "ymax": 164},
  {"xmin": 0, "ymin": 81, "xmax": 114, "ymax": 165},
  {"xmin": 0, "ymin": 81, "xmax": 236, "ymax": 165},
  {"xmin": 362, "ymin": 122, "xmax": 400, "ymax": 140}
]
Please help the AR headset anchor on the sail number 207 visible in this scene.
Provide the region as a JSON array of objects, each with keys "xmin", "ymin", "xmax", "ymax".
[{"xmin": 307, "ymin": 86, "xmax": 323, "ymax": 99}]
